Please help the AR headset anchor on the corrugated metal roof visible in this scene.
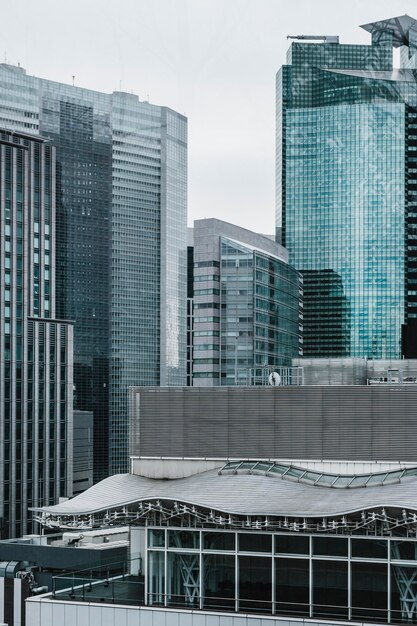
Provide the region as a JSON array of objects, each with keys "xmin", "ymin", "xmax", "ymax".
[{"xmin": 35, "ymin": 469, "xmax": 417, "ymax": 518}]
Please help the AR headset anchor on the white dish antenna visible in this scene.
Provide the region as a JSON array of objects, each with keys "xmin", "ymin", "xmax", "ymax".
[{"xmin": 268, "ymin": 372, "xmax": 281, "ymax": 386}]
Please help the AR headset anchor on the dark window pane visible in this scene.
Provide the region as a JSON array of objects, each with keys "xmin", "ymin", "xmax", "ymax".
[
  {"xmin": 239, "ymin": 555, "xmax": 272, "ymax": 613},
  {"xmin": 313, "ymin": 536, "xmax": 348, "ymax": 557},
  {"xmin": 167, "ymin": 552, "xmax": 199, "ymax": 608},
  {"xmin": 391, "ymin": 564, "xmax": 417, "ymax": 624},
  {"xmin": 204, "ymin": 532, "xmax": 235, "ymax": 551},
  {"xmin": 276, "ymin": 535, "xmax": 309, "ymax": 555},
  {"xmin": 148, "ymin": 551, "xmax": 165, "ymax": 605},
  {"xmin": 352, "ymin": 539, "xmax": 387, "ymax": 560},
  {"xmin": 168, "ymin": 530, "xmax": 199, "ymax": 550},
  {"xmin": 203, "ymin": 554, "xmax": 235, "ymax": 610},
  {"xmin": 276, "ymin": 557, "xmax": 309, "ymax": 616},
  {"xmin": 391, "ymin": 541, "xmax": 417, "ymax": 561},
  {"xmin": 149, "ymin": 529, "xmax": 165, "ymax": 548},
  {"xmin": 313, "ymin": 560, "xmax": 348, "ymax": 619},
  {"xmin": 239, "ymin": 533, "xmax": 272, "ymax": 553},
  {"xmin": 351, "ymin": 562, "xmax": 387, "ymax": 621}
]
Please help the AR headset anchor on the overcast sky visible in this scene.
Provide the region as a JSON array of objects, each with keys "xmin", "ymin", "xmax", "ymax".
[{"xmin": 1, "ymin": 0, "xmax": 416, "ymax": 234}]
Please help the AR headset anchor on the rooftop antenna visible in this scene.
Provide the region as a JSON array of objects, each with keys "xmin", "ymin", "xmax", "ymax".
[{"xmin": 72, "ymin": 75, "xmax": 75, "ymax": 86}]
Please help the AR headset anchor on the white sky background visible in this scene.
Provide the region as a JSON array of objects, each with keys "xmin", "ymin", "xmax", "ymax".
[{"xmin": 1, "ymin": 0, "xmax": 416, "ymax": 234}]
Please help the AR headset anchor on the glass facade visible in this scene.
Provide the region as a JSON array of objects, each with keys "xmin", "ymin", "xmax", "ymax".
[
  {"xmin": 220, "ymin": 238, "xmax": 301, "ymax": 384},
  {"xmin": 0, "ymin": 131, "xmax": 73, "ymax": 537},
  {"xmin": 192, "ymin": 220, "xmax": 302, "ymax": 386},
  {"xmin": 146, "ymin": 528, "xmax": 417, "ymax": 623},
  {"xmin": 276, "ymin": 19, "xmax": 417, "ymax": 358},
  {"xmin": 0, "ymin": 64, "xmax": 187, "ymax": 477}
]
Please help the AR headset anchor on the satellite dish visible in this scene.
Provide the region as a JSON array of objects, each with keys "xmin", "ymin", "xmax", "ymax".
[{"xmin": 268, "ymin": 372, "xmax": 281, "ymax": 386}]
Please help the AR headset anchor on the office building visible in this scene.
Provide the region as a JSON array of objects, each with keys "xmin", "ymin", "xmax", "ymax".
[
  {"xmin": 191, "ymin": 219, "xmax": 302, "ymax": 386},
  {"xmin": 0, "ymin": 129, "xmax": 73, "ymax": 538},
  {"xmin": 276, "ymin": 15, "xmax": 417, "ymax": 358},
  {"xmin": 0, "ymin": 63, "xmax": 187, "ymax": 477}
]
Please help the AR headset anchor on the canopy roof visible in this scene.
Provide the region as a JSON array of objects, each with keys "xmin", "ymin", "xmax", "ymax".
[
  {"xmin": 34, "ymin": 462, "xmax": 417, "ymax": 520},
  {"xmin": 360, "ymin": 15, "xmax": 417, "ymax": 48}
]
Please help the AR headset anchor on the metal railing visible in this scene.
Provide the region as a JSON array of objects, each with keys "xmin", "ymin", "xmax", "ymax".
[{"xmin": 52, "ymin": 558, "xmax": 143, "ymax": 606}]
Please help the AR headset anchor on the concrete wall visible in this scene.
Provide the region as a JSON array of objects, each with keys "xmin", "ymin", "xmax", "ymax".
[{"xmin": 26, "ymin": 599, "xmax": 387, "ymax": 626}]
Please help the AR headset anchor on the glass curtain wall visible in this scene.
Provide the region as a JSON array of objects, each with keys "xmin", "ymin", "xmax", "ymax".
[{"xmin": 146, "ymin": 528, "xmax": 417, "ymax": 623}]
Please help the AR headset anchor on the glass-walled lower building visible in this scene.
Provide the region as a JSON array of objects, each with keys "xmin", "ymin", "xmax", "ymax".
[
  {"xmin": 146, "ymin": 528, "xmax": 417, "ymax": 623},
  {"xmin": 36, "ymin": 459, "xmax": 417, "ymax": 624}
]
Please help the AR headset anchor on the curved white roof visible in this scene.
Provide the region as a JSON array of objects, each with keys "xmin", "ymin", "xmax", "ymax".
[{"xmin": 35, "ymin": 467, "xmax": 417, "ymax": 519}]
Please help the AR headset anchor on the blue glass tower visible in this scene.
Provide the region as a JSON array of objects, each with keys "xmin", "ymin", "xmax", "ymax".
[{"xmin": 276, "ymin": 15, "xmax": 417, "ymax": 358}]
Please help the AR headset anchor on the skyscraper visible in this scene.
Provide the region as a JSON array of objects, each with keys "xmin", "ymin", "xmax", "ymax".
[
  {"xmin": 276, "ymin": 15, "xmax": 417, "ymax": 359},
  {"xmin": 191, "ymin": 219, "xmax": 302, "ymax": 386},
  {"xmin": 0, "ymin": 64, "xmax": 187, "ymax": 476},
  {"xmin": 0, "ymin": 129, "xmax": 73, "ymax": 537}
]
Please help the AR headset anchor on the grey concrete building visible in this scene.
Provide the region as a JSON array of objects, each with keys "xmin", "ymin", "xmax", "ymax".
[{"xmin": 190, "ymin": 219, "xmax": 303, "ymax": 386}]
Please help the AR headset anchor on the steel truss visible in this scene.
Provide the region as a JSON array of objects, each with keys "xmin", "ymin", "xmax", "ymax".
[{"xmin": 33, "ymin": 499, "xmax": 417, "ymax": 536}]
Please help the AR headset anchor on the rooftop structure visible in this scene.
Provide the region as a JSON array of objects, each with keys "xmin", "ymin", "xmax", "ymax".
[
  {"xmin": 0, "ymin": 526, "xmax": 129, "ymax": 626},
  {"xmin": 27, "ymin": 459, "xmax": 417, "ymax": 624},
  {"xmin": 33, "ymin": 462, "xmax": 417, "ymax": 531},
  {"xmin": 129, "ymin": 385, "xmax": 417, "ymax": 462},
  {"xmin": 360, "ymin": 15, "xmax": 417, "ymax": 47}
]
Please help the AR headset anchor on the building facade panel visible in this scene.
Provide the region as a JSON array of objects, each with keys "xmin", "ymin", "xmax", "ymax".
[{"xmin": 130, "ymin": 386, "xmax": 417, "ymax": 462}]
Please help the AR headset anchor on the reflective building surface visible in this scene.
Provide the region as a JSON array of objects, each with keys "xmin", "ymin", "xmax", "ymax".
[
  {"xmin": 276, "ymin": 15, "xmax": 417, "ymax": 358},
  {"xmin": 0, "ymin": 64, "xmax": 187, "ymax": 477},
  {"xmin": 0, "ymin": 130, "xmax": 73, "ymax": 537},
  {"xmin": 191, "ymin": 219, "xmax": 302, "ymax": 386}
]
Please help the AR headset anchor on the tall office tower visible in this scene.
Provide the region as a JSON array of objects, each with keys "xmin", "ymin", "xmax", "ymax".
[
  {"xmin": 186, "ymin": 228, "xmax": 194, "ymax": 386},
  {"xmin": 276, "ymin": 15, "xmax": 417, "ymax": 358},
  {"xmin": 0, "ymin": 130, "xmax": 73, "ymax": 538},
  {"xmin": 191, "ymin": 219, "xmax": 302, "ymax": 386},
  {"xmin": 0, "ymin": 65, "xmax": 187, "ymax": 477}
]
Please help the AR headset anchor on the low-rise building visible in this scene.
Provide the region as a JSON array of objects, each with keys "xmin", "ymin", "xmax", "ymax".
[{"xmin": 26, "ymin": 457, "xmax": 417, "ymax": 626}]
